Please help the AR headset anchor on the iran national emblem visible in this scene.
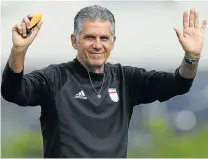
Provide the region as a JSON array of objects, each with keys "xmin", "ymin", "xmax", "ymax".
[{"xmin": 108, "ymin": 88, "xmax": 119, "ymax": 102}]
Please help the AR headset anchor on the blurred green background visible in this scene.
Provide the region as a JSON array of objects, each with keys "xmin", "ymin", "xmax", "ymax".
[
  {"xmin": 128, "ymin": 120, "xmax": 208, "ymax": 158},
  {"xmin": 2, "ymin": 120, "xmax": 208, "ymax": 158}
]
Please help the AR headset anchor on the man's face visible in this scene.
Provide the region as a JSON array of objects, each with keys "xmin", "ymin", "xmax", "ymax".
[{"xmin": 71, "ymin": 19, "xmax": 115, "ymax": 68}]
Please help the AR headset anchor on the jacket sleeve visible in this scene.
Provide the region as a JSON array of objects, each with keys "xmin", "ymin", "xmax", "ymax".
[
  {"xmin": 124, "ymin": 66, "xmax": 194, "ymax": 106},
  {"xmin": 1, "ymin": 62, "xmax": 59, "ymax": 107}
]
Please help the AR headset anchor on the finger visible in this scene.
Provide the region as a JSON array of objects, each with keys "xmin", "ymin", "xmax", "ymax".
[
  {"xmin": 28, "ymin": 14, "xmax": 33, "ymax": 19},
  {"xmin": 183, "ymin": 11, "xmax": 189, "ymax": 30},
  {"xmin": 20, "ymin": 23, "xmax": 27, "ymax": 37},
  {"xmin": 22, "ymin": 16, "xmax": 32, "ymax": 29},
  {"xmin": 189, "ymin": 9, "xmax": 195, "ymax": 28},
  {"xmin": 200, "ymin": 19, "xmax": 207, "ymax": 31},
  {"xmin": 33, "ymin": 20, "xmax": 43, "ymax": 33},
  {"xmin": 194, "ymin": 11, "xmax": 199, "ymax": 29},
  {"xmin": 174, "ymin": 28, "xmax": 184, "ymax": 42},
  {"xmin": 29, "ymin": 20, "xmax": 43, "ymax": 39},
  {"xmin": 36, "ymin": 20, "xmax": 43, "ymax": 28},
  {"xmin": 12, "ymin": 24, "xmax": 23, "ymax": 35}
]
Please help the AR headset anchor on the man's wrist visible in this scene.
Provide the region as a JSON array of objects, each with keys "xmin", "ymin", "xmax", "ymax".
[
  {"xmin": 179, "ymin": 57, "xmax": 198, "ymax": 79},
  {"xmin": 183, "ymin": 54, "xmax": 200, "ymax": 65},
  {"xmin": 11, "ymin": 46, "xmax": 28, "ymax": 55}
]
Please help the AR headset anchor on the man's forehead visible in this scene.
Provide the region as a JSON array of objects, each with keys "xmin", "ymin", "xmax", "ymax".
[
  {"xmin": 82, "ymin": 19, "xmax": 112, "ymax": 26},
  {"xmin": 83, "ymin": 33, "xmax": 112, "ymax": 36},
  {"xmin": 81, "ymin": 19, "xmax": 113, "ymax": 35}
]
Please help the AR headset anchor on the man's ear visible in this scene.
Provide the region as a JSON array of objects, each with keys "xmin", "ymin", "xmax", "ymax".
[
  {"xmin": 71, "ymin": 34, "xmax": 78, "ymax": 50},
  {"xmin": 113, "ymin": 36, "xmax": 116, "ymax": 43},
  {"xmin": 110, "ymin": 36, "xmax": 116, "ymax": 50}
]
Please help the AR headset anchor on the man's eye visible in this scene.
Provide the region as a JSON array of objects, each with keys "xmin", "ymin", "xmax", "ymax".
[
  {"xmin": 85, "ymin": 36, "xmax": 95, "ymax": 39},
  {"xmin": 101, "ymin": 37, "xmax": 109, "ymax": 40}
]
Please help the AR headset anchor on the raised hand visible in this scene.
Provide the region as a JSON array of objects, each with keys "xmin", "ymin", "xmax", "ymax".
[
  {"xmin": 174, "ymin": 9, "xmax": 207, "ymax": 59},
  {"xmin": 12, "ymin": 14, "xmax": 43, "ymax": 51}
]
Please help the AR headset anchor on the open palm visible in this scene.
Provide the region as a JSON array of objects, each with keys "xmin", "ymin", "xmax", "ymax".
[{"xmin": 174, "ymin": 9, "xmax": 207, "ymax": 59}]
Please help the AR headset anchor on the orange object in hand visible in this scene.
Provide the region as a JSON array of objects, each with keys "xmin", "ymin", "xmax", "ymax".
[{"xmin": 26, "ymin": 12, "xmax": 42, "ymax": 37}]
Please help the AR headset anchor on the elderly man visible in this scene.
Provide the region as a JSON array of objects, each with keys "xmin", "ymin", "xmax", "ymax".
[{"xmin": 1, "ymin": 5, "xmax": 207, "ymax": 158}]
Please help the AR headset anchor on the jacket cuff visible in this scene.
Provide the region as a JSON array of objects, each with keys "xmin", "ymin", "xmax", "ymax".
[{"xmin": 175, "ymin": 67, "xmax": 195, "ymax": 81}]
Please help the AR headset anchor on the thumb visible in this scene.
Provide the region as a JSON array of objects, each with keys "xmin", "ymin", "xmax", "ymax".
[
  {"xmin": 29, "ymin": 20, "xmax": 43, "ymax": 40},
  {"xmin": 173, "ymin": 28, "xmax": 183, "ymax": 42}
]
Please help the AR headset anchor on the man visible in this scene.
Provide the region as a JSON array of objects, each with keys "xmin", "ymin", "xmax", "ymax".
[{"xmin": 1, "ymin": 5, "xmax": 207, "ymax": 158}]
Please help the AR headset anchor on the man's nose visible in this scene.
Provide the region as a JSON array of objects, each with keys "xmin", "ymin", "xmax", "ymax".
[{"xmin": 93, "ymin": 39, "xmax": 102, "ymax": 50}]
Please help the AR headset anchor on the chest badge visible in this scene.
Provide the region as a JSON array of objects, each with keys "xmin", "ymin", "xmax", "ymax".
[{"xmin": 108, "ymin": 88, "xmax": 119, "ymax": 102}]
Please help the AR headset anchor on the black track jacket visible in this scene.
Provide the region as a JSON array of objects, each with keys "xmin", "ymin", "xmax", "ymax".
[{"xmin": 1, "ymin": 58, "xmax": 194, "ymax": 157}]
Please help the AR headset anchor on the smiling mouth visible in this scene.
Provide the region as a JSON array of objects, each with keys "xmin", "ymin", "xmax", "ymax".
[{"xmin": 88, "ymin": 51, "xmax": 103, "ymax": 54}]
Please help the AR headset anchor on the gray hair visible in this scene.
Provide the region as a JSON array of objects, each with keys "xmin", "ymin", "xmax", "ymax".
[{"xmin": 73, "ymin": 5, "xmax": 115, "ymax": 39}]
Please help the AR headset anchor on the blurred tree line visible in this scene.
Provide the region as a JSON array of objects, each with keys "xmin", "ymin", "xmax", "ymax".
[
  {"xmin": 128, "ymin": 120, "xmax": 208, "ymax": 158},
  {"xmin": 2, "ymin": 120, "xmax": 208, "ymax": 158}
]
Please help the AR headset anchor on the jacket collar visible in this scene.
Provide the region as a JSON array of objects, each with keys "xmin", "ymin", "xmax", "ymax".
[{"xmin": 72, "ymin": 58, "xmax": 109, "ymax": 81}]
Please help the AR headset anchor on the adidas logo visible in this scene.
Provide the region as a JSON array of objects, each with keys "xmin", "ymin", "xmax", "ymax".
[{"xmin": 74, "ymin": 90, "xmax": 87, "ymax": 99}]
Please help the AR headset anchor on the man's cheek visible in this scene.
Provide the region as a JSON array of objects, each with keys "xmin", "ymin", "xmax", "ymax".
[{"xmin": 104, "ymin": 52, "xmax": 110, "ymax": 59}]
